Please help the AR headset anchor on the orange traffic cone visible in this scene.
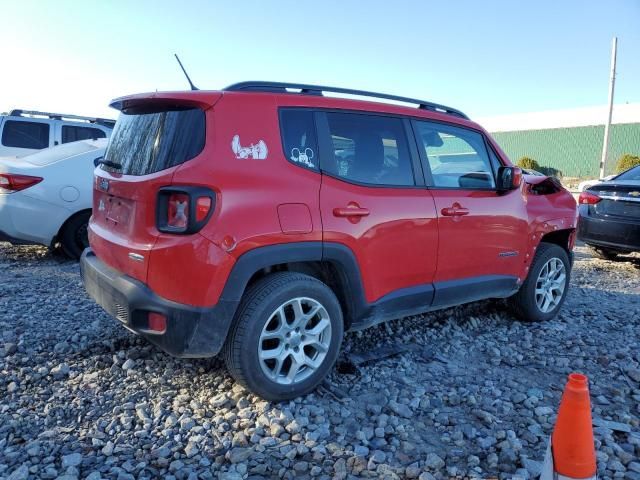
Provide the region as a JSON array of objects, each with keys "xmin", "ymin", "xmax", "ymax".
[{"xmin": 540, "ymin": 373, "xmax": 597, "ymax": 480}]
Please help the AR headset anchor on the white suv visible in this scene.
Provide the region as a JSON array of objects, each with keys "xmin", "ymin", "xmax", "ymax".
[{"xmin": 0, "ymin": 109, "xmax": 114, "ymax": 157}]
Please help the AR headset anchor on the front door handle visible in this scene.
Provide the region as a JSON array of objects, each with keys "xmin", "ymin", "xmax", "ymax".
[
  {"xmin": 441, "ymin": 204, "xmax": 469, "ymax": 217},
  {"xmin": 333, "ymin": 206, "xmax": 370, "ymax": 217}
]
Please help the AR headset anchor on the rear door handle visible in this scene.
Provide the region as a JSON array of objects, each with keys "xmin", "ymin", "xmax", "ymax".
[
  {"xmin": 333, "ymin": 206, "xmax": 370, "ymax": 217},
  {"xmin": 441, "ymin": 205, "xmax": 469, "ymax": 217}
]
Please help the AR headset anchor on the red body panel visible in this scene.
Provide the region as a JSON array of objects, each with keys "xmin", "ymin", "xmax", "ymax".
[
  {"xmin": 429, "ymin": 188, "xmax": 529, "ymax": 282},
  {"xmin": 320, "ymin": 176, "xmax": 438, "ymax": 303},
  {"xmin": 188, "ymin": 93, "xmax": 323, "ymax": 258},
  {"xmin": 146, "ymin": 233, "xmax": 234, "ymax": 307},
  {"xmin": 90, "ymin": 168, "xmax": 178, "ymax": 283}
]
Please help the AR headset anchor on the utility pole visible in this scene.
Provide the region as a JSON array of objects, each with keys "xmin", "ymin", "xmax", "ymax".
[{"xmin": 599, "ymin": 37, "xmax": 617, "ymax": 179}]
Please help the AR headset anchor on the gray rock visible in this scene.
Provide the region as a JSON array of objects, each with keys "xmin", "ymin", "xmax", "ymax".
[
  {"xmin": 184, "ymin": 442, "xmax": 199, "ymax": 458},
  {"xmin": 626, "ymin": 369, "xmax": 640, "ymax": 383},
  {"xmin": 387, "ymin": 400, "xmax": 413, "ymax": 418},
  {"xmin": 534, "ymin": 406, "xmax": 554, "ymax": 417},
  {"xmin": 7, "ymin": 465, "xmax": 29, "ymax": 480},
  {"xmin": 418, "ymin": 474, "xmax": 436, "ymax": 480},
  {"xmin": 293, "ymin": 461, "xmax": 308, "ymax": 473},
  {"xmin": 102, "ymin": 441, "xmax": 114, "ymax": 456},
  {"xmin": 2, "ymin": 342, "xmax": 17, "ymax": 356},
  {"xmin": 593, "ymin": 418, "xmax": 631, "ymax": 433},
  {"xmin": 405, "ymin": 464, "xmax": 421, "ymax": 478},
  {"xmin": 369, "ymin": 450, "xmax": 386, "ymax": 464},
  {"xmin": 424, "ymin": 453, "xmax": 445, "ymax": 470},
  {"xmin": 121, "ymin": 359, "xmax": 135, "ymax": 370},
  {"xmin": 51, "ymin": 363, "xmax": 70, "ymax": 378},
  {"xmin": 333, "ymin": 458, "xmax": 347, "ymax": 479},
  {"xmin": 228, "ymin": 447, "xmax": 253, "ymax": 463},
  {"xmin": 478, "ymin": 436, "xmax": 497, "ymax": 449},
  {"xmin": 61, "ymin": 453, "xmax": 82, "ymax": 468},
  {"xmin": 522, "ymin": 457, "xmax": 543, "ymax": 476},
  {"xmin": 354, "ymin": 445, "xmax": 369, "ymax": 457}
]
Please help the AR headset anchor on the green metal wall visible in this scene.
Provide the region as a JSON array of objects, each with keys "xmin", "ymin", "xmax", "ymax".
[{"xmin": 490, "ymin": 123, "xmax": 640, "ymax": 177}]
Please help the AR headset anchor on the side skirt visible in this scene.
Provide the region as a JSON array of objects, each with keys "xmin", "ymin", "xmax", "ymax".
[{"xmin": 350, "ymin": 275, "xmax": 519, "ymax": 331}]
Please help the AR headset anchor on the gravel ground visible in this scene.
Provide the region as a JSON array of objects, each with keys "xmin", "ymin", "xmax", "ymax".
[{"xmin": 1, "ymin": 241, "xmax": 639, "ymax": 480}]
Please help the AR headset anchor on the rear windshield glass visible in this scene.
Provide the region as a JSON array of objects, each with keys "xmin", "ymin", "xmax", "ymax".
[
  {"xmin": 615, "ymin": 165, "xmax": 640, "ymax": 182},
  {"xmin": 103, "ymin": 107, "xmax": 205, "ymax": 175}
]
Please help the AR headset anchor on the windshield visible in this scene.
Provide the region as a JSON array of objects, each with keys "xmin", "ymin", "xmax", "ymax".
[
  {"xmin": 103, "ymin": 107, "xmax": 205, "ymax": 175},
  {"xmin": 615, "ymin": 165, "xmax": 640, "ymax": 182}
]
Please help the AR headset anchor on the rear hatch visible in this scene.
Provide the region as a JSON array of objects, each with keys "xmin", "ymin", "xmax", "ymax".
[
  {"xmin": 589, "ymin": 183, "xmax": 640, "ymax": 220},
  {"xmin": 90, "ymin": 92, "xmax": 220, "ymax": 282}
]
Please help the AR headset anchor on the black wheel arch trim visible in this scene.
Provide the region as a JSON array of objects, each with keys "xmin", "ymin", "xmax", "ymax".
[{"xmin": 222, "ymin": 241, "xmax": 520, "ymax": 331}]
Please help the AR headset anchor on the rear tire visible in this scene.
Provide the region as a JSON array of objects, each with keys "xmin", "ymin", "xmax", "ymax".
[
  {"xmin": 588, "ymin": 245, "xmax": 619, "ymax": 261},
  {"xmin": 223, "ymin": 272, "xmax": 344, "ymax": 401},
  {"xmin": 509, "ymin": 242, "xmax": 571, "ymax": 322},
  {"xmin": 60, "ymin": 211, "xmax": 91, "ymax": 260}
]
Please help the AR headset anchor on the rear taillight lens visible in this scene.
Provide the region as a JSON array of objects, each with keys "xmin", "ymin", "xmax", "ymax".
[
  {"xmin": 196, "ymin": 197, "xmax": 212, "ymax": 222},
  {"xmin": 578, "ymin": 191, "xmax": 602, "ymax": 205},
  {"xmin": 157, "ymin": 187, "xmax": 215, "ymax": 234},
  {"xmin": 0, "ymin": 174, "xmax": 43, "ymax": 193}
]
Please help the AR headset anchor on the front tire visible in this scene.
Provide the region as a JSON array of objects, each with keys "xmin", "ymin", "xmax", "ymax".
[
  {"xmin": 509, "ymin": 242, "xmax": 571, "ymax": 322},
  {"xmin": 223, "ymin": 272, "xmax": 344, "ymax": 401}
]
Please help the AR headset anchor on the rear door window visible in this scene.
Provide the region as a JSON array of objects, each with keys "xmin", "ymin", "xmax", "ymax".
[
  {"xmin": 279, "ymin": 109, "xmax": 319, "ymax": 171},
  {"xmin": 414, "ymin": 121, "xmax": 496, "ymax": 189},
  {"xmin": 1, "ymin": 120, "xmax": 50, "ymax": 149},
  {"xmin": 62, "ymin": 125, "xmax": 106, "ymax": 143},
  {"xmin": 322, "ymin": 112, "xmax": 415, "ymax": 187},
  {"xmin": 104, "ymin": 107, "xmax": 205, "ymax": 176}
]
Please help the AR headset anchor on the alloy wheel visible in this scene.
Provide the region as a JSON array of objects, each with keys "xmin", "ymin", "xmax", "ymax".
[
  {"xmin": 258, "ymin": 297, "xmax": 332, "ymax": 385},
  {"xmin": 534, "ymin": 257, "xmax": 566, "ymax": 313}
]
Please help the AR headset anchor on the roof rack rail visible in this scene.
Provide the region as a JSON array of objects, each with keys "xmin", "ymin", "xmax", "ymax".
[
  {"xmin": 224, "ymin": 81, "xmax": 469, "ymax": 119},
  {"xmin": 8, "ymin": 109, "xmax": 116, "ymax": 127}
]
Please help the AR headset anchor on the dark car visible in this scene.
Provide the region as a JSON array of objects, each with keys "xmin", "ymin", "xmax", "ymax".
[{"xmin": 577, "ymin": 165, "xmax": 640, "ymax": 259}]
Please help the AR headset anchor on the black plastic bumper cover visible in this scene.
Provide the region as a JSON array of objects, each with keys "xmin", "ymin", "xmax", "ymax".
[{"xmin": 80, "ymin": 249, "xmax": 237, "ymax": 358}]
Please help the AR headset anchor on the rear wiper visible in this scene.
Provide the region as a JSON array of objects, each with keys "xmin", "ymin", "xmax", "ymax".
[{"xmin": 95, "ymin": 157, "xmax": 122, "ymax": 170}]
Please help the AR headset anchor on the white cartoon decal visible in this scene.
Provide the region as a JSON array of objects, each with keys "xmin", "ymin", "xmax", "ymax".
[
  {"xmin": 231, "ymin": 135, "xmax": 268, "ymax": 160},
  {"xmin": 291, "ymin": 147, "xmax": 315, "ymax": 168}
]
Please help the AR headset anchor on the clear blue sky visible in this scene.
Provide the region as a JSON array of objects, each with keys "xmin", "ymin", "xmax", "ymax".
[{"xmin": 2, "ymin": 0, "xmax": 639, "ymax": 119}]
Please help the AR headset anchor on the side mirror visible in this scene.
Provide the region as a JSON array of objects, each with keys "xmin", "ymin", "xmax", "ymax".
[{"xmin": 496, "ymin": 166, "xmax": 522, "ymax": 192}]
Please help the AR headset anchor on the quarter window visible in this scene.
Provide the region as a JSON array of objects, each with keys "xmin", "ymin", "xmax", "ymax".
[
  {"xmin": 414, "ymin": 121, "xmax": 495, "ymax": 189},
  {"xmin": 62, "ymin": 125, "xmax": 106, "ymax": 143},
  {"xmin": 280, "ymin": 109, "xmax": 319, "ymax": 170},
  {"xmin": 324, "ymin": 112, "xmax": 414, "ymax": 186},
  {"xmin": 1, "ymin": 120, "xmax": 50, "ymax": 149}
]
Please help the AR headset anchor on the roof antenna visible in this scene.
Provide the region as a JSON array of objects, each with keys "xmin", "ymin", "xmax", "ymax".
[{"xmin": 174, "ymin": 54, "xmax": 199, "ymax": 91}]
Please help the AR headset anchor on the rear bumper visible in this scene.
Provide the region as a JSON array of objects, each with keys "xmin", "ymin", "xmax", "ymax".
[
  {"xmin": 80, "ymin": 248, "xmax": 237, "ymax": 357},
  {"xmin": 577, "ymin": 208, "xmax": 640, "ymax": 252}
]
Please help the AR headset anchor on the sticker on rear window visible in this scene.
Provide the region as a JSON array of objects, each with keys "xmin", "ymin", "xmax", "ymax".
[
  {"xmin": 231, "ymin": 135, "xmax": 268, "ymax": 160},
  {"xmin": 291, "ymin": 148, "xmax": 315, "ymax": 168}
]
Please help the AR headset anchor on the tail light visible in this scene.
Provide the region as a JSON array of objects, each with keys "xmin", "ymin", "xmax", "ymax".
[
  {"xmin": 578, "ymin": 191, "xmax": 602, "ymax": 205},
  {"xmin": 157, "ymin": 186, "xmax": 215, "ymax": 234},
  {"xmin": 0, "ymin": 174, "xmax": 43, "ymax": 193}
]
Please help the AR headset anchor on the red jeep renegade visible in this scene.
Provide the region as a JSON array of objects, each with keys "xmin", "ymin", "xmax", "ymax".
[{"xmin": 81, "ymin": 82, "xmax": 577, "ymax": 400}]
